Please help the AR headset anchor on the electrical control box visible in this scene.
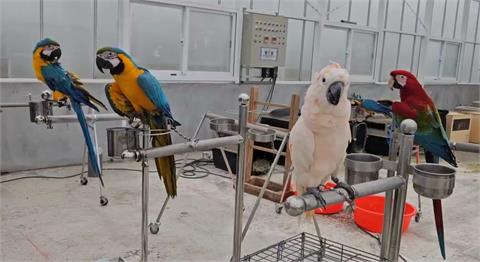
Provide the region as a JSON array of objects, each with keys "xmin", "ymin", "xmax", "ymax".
[{"xmin": 241, "ymin": 13, "xmax": 288, "ymax": 68}]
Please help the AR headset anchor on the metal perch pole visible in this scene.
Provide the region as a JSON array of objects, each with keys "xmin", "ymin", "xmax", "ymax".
[
  {"xmin": 284, "ymin": 176, "xmax": 406, "ymax": 216},
  {"xmin": 232, "ymin": 94, "xmax": 249, "ymax": 262},
  {"xmin": 140, "ymin": 135, "xmax": 244, "ymax": 159},
  {"xmin": 46, "ymin": 113, "xmax": 123, "ymax": 123},
  {"xmin": 387, "ymin": 120, "xmax": 416, "ymax": 262},
  {"xmin": 136, "ymin": 132, "xmax": 244, "ymax": 261},
  {"xmin": 149, "ymin": 113, "xmax": 211, "ymax": 234},
  {"xmin": 380, "ymin": 132, "xmax": 399, "ymax": 260},
  {"xmin": 140, "ymin": 126, "xmax": 150, "ymax": 262},
  {"xmin": 133, "ymin": 102, "xmax": 246, "ymax": 262}
]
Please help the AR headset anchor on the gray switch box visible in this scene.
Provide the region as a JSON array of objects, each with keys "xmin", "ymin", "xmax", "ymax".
[{"xmin": 241, "ymin": 13, "xmax": 288, "ymax": 68}]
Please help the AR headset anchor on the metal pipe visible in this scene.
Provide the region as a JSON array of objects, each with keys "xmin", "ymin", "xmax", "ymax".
[
  {"xmin": 450, "ymin": 141, "xmax": 480, "ymax": 153},
  {"xmin": 142, "ymin": 135, "xmax": 243, "ymax": 159},
  {"xmin": 388, "ymin": 120, "xmax": 417, "ymax": 262},
  {"xmin": 192, "ymin": 113, "xmax": 208, "ymax": 139},
  {"xmin": 141, "ymin": 127, "xmax": 150, "ymax": 262},
  {"xmin": 284, "ymin": 176, "xmax": 406, "ymax": 216},
  {"xmin": 380, "ymin": 133, "xmax": 399, "ymax": 260},
  {"xmin": 0, "ymin": 103, "xmax": 30, "ymax": 108},
  {"xmin": 232, "ymin": 94, "xmax": 249, "ymax": 262},
  {"xmin": 241, "ymin": 133, "xmax": 289, "ymax": 240},
  {"xmin": 47, "ymin": 113, "xmax": 123, "ymax": 123},
  {"xmin": 80, "ymin": 144, "xmax": 87, "ymax": 183}
]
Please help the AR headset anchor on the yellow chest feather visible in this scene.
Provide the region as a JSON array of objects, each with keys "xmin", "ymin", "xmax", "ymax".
[
  {"xmin": 32, "ymin": 50, "xmax": 47, "ymax": 83},
  {"xmin": 113, "ymin": 68, "xmax": 156, "ymax": 112}
]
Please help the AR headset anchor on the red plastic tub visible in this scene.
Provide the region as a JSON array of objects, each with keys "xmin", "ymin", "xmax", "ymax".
[
  {"xmin": 314, "ymin": 182, "xmax": 344, "ymax": 215},
  {"xmin": 354, "ymin": 195, "xmax": 416, "ymax": 233}
]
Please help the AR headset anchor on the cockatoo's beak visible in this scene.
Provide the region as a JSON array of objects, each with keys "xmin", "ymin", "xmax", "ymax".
[{"xmin": 327, "ymin": 81, "xmax": 344, "ymax": 106}]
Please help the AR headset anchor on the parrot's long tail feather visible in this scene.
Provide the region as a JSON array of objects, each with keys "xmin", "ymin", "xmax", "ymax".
[
  {"xmin": 88, "ymin": 94, "xmax": 107, "ymax": 111},
  {"xmin": 150, "ymin": 120, "xmax": 177, "ymax": 197},
  {"xmin": 433, "ymin": 199, "xmax": 446, "ymax": 260},
  {"xmin": 71, "ymin": 101, "xmax": 104, "ymax": 187},
  {"xmin": 425, "ymin": 141, "xmax": 457, "ymax": 167}
]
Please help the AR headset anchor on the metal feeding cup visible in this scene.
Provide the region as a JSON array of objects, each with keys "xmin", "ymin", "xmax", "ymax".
[
  {"xmin": 29, "ymin": 101, "xmax": 53, "ymax": 123},
  {"xmin": 107, "ymin": 127, "xmax": 140, "ymax": 158},
  {"xmin": 210, "ymin": 118, "xmax": 237, "ymax": 133},
  {"xmin": 345, "ymin": 153, "xmax": 383, "ymax": 185},
  {"xmin": 412, "ymin": 164, "xmax": 456, "ymax": 199},
  {"xmin": 247, "ymin": 128, "xmax": 276, "ymax": 143}
]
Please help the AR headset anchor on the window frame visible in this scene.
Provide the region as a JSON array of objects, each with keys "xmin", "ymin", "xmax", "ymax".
[
  {"xmin": 458, "ymin": 0, "xmax": 480, "ymax": 84},
  {"xmin": 424, "ymin": 39, "xmax": 462, "ymax": 82},
  {"xmin": 0, "ymin": 0, "xmax": 121, "ymax": 82},
  {"xmin": 318, "ymin": 22, "xmax": 378, "ymax": 83},
  {"xmin": 1, "ymin": 0, "xmax": 479, "ymax": 85},
  {"xmin": 127, "ymin": 0, "xmax": 239, "ymax": 82}
]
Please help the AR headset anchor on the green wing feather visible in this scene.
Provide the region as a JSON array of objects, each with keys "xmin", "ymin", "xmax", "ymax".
[
  {"xmin": 104, "ymin": 83, "xmax": 135, "ymax": 117},
  {"xmin": 412, "ymin": 104, "xmax": 457, "ymax": 167}
]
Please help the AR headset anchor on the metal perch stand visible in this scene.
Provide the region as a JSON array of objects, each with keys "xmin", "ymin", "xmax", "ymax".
[
  {"xmin": 26, "ymin": 94, "xmax": 124, "ymax": 205},
  {"xmin": 121, "ymin": 94, "xmax": 248, "ymax": 262},
  {"xmin": 149, "ymin": 112, "xmax": 236, "ymax": 234},
  {"xmin": 280, "ymin": 119, "xmax": 457, "ymax": 262}
]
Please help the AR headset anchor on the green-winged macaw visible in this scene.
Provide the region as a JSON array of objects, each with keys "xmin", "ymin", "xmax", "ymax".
[
  {"xmin": 357, "ymin": 70, "xmax": 454, "ymax": 258},
  {"xmin": 32, "ymin": 38, "xmax": 107, "ymax": 186},
  {"xmin": 95, "ymin": 47, "xmax": 179, "ymax": 197},
  {"xmin": 388, "ymin": 69, "xmax": 456, "ymax": 260},
  {"xmin": 388, "ymin": 70, "xmax": 457, "ymax": 167}
]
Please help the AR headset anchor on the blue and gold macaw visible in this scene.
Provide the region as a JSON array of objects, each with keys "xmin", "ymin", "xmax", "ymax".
[
  {"xmin": 96, "ymin": 47, "xmax": 179, "ymax": 197},
  {"xmin": 32, "ymin": 38, "xmax": 107, "ymax": 186}
]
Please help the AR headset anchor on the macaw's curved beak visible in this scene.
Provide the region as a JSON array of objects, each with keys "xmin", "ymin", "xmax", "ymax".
[
  {"xmin": 96, "ymin": 56, "xmax": 112, "ymax": 74},
  {"xmin": 388, "ymin": 75, "xmax": 403, "ymax": 90},
  {"xmin": 41, "ymin": 47, "xmax": 62, "ymax": 62},
  {"xmin": 387, "ymin": 76, "xmax": 395, "ymax": 91},
  {"xmin": 51, "ymin": 48, "xmax": 61, "ymax": 61},
  {"xmin": 327, "ymin": 81, "xmax": 344, "ymax": 106}
]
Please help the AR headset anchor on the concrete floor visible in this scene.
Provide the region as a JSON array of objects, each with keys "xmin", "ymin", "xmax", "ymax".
[{"xmin": 1, "ymin": 152, "xmax": 479, "ymax": 262}]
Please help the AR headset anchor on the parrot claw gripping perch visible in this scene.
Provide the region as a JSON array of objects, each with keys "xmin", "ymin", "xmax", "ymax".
[
  {"xmin": 306, "ymin": 186, "xmax": 328, "ymax": 208},
  {"xmin": 331, "ymin": 177, "xmax": 356, "ymax": 201},
  {"xmin": 332, "ymin": 177, "xmax": 356, "ymax": 211}
]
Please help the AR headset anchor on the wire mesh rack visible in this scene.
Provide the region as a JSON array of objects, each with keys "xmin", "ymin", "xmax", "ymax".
[{"xmin": 241, "ymin": 232, "xmax": 386, "ymax": 262}]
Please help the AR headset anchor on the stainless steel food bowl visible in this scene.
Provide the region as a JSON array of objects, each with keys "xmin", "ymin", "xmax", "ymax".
[
  {"xmin": 344, "ymin": 153, "xmax": 383, "ymax": 185},
  {"xmin": 247, "ymin": 128, "xmax": 276, "ymax": 143},
  {"xmin": 412, "ymin": 164, "xmax": 455, "ymax": 199}
]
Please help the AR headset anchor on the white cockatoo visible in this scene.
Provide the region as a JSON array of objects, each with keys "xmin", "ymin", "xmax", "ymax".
[{"xmin": 290, "ymin": 63, "xmax": 353, "ymax": 208}]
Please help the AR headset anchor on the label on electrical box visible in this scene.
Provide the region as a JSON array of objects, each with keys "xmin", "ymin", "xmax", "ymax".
[{"xmin": 259, "ymin": 47, "xmax": 278, "ymax": 61}]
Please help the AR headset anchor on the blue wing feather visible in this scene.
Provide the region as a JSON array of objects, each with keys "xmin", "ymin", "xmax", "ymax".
[
  {"xmin": 137, "ymin": 69, "xmax": 177, "ymax": 122},
  {"xmin": 40, "ymin": 63, "xmax": 104, "ymax": 183},
  {"xmin": 362, "ymin": 99, "xmax": 392, "ymax": 116},
  {"xmin": 41, "ymin": 64, "xmax": 100, "ymax": 111},
  {"xmin": 71, "ymin": 101, "xmax": 104, "ymax": 186}
]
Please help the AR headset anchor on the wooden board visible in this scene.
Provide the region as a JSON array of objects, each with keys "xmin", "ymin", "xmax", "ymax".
[
  {"xmin": 244, "ymin": 177, "xmax": 295, "ymax": 203},
  {"xmin": 242, "ymin": 86, "xmax": 298, "ymax": 202}
]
